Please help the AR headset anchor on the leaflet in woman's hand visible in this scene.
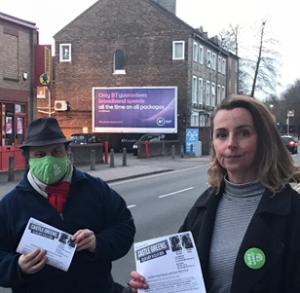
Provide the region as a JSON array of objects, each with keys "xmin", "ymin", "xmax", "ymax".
[{"xmin": 134, "ymin": 231, "xmax": 207, "ymax": 293}]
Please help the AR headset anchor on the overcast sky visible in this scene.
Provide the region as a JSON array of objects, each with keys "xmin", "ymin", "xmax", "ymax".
[{"xmin": 2, "ymin": 0, "xmax": 299, "ymax": 97}]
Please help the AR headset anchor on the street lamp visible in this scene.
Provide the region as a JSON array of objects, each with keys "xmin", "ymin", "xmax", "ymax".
[{"xmin": 269, "ymin": 104, "xmax": 273, "ymax": 113}]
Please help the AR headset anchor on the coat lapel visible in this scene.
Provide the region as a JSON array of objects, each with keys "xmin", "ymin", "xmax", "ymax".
[{"xmin": 231, "ymin": 187, "xmax": 292, "ymax": 293}]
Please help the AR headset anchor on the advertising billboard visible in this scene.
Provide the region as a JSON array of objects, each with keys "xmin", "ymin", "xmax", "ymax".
[{"xmin": 93, "ymin": 87, "xmax": 177, "ymax": 133}]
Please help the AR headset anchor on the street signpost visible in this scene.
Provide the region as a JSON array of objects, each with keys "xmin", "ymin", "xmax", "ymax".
[
  {"xmin": 287, "ymin": 110, "xmax": 295, "ymax": 135},
  {"xmin": 185, "ymin": 129, "xmax": 199, "ymax": 155}
]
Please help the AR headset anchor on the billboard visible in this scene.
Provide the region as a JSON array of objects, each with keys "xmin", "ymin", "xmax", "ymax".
[
  {"xmin": 34, "ymin": 45, "xmax": 52, "ymax": 87},
  {"xmin": 92, "ymin": 87, "xmax": 177, "ymax": 133}
]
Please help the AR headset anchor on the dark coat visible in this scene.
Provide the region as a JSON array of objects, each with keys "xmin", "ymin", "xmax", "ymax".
[
  {"xmin": 179, "ymin": 183, "xmax": 300, "ymax": 293},
  {"xmin": 0, "ymin": 167, "xmax": 136, "ymax": 293}
]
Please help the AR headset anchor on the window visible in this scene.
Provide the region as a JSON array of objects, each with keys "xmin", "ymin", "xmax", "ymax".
[
  {"xmin": 222, "ymin": 86, "xmax": 226, "ymax": 100},
  {"xmin": 211, "ymin": 83, "xmax": 216, "ymax": 106},
  {"xmin": 229, "ymin": 78, "xmax": 232, "ymax": 94},
  {"xmin": 235, "ymin": 81, "xmax": 237, "ymax": 94},
  {"xmin": 199, "ymin": 115, "xmax": 206, "ymax": 127},
  {"xmin": 114, "ymin": 50, "xmax": 126, "ymax": 74},
  {"xmin": 207, "ymin": 50, "xmax": 211, "ymax": 68},
  {"xmin": 198, "ymin": 78, "xmax": 203, "ymax": 104},
  {"xmin": 229, "ymin": 58, "xmax": 232, "ymax": 70},
  {"xmin": 60, "ymin": 44, "xmax": 71, "ymax": 62},
  {"xmin": 192, "ymin": 76, "xmax": 197, "ymax": 104},
  {"xmin": 212, "ymin": 53, "xmax": 216, "ymax": 70},
  {"xmin": 206, "ymin": 81, "xmax": 210, "ymax": 105},
  {"xmin": 199, "ymin": 46, "xmax": 204, "ymax": 64},
  {"xmin": 191, "ymin": 112, "xmax": 199, "ymax": 127},
  {"xmin": 218, "ymin": 56, "xmax": 222, "ymax": 73},
  {"xmin": 193, "ymin": 42, "xmax": 198, "ymax": 62},
  {"xmin": 173, "ymin": 41, "xmax": 185, "ymax": 60},
  {"xmin": 222, "ymin": 58, "xmax": 226, "ymax": 75},
  {"xmin": 217, "ymin": 84, "xmax": 221, "ymax": 104},
  {"xmin": 235, "ymin": 60, "xmax": 238, "ymax": 72}
]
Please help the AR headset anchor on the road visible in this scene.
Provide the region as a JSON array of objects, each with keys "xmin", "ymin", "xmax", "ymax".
[{"xmin": 1, "ymin": 153, "xmax": 300, "ymax": 292}]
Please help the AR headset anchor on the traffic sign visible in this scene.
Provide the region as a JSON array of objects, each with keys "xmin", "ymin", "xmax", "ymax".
[
  {"xmin": 287, "ymin": 110, "xmax": 294, "ymax": 117},
  {"xmin": 186, "ymin": 128, "xmax": 199, "ymax": 154}
]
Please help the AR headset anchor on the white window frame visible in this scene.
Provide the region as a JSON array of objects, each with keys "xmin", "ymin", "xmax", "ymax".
[
  {"xmin": 198, "ymin": 78, "xmax": 203, "ymax": 104},
  {"xmin": 199, "ymin": 115, "xmax": 206, "ymax": 127},
  {"xmin": 211, "ymin": 83, "xmax": 216, "ymax": 107},
  {"xmin": 222, "ymin": 86, "xmax": 226, "ymax": 100},
  {"xmin": 199, "ymin": 45, "xmax": 204, "ymax": 64},
  {"xmin": 192, "ymin": 76, "xmax": 197, "ymax": 104},
  {"xmin": 193, "ymin": 42, "xmax": 198, "ymax": 62},
  {"xmin": 113, "ymin": 50, "xmax": 126, "ymax": 74},
  {"xmin": 206, "ymin": 81, "xmax": 211, "ymax": 105},
  {"xmin": 222, "ymin": 58, "xmax": 226, "ymax": 75},
  {"xmin": 218, "ymin": 56, "xmax": 222, "ymax": 73},
  {"xmin": 172, "ymin": 41, "xmax": 185, "ymax": 60},
  {"xmin": 217, "ymin": 84, "xmax": 221, "ymax": 104},
  {"xmin": 207, "ymin": 50, "xmax": 211, "ymax": 68},
  {"xmin": 59, "ymin": 44, "xmax": 72, "ymax": 62},
  {"xmin": 212, "ymin": 53, "xmax": 216, "ymax": 70},
  {"xmin": 191, "ymin": 112, "xmax": 199, "ymax": 127}
]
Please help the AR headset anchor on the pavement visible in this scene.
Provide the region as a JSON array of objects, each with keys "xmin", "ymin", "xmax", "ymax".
[{"xmin": 0, "ymin": 153, "xmax": 211, "ymax": 200}]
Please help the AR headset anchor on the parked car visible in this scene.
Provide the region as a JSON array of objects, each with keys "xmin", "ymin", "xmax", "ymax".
[
  {"xmin": 69, "ymin": 133, "xmax": 101, "ymax": 144},
  {"xmin": 132, "ymin": 133, "xmax": 175, "ymax": 156},
  {"xmin": 281, "ymin": 136, "xmax": 298, "ymax": 154}
]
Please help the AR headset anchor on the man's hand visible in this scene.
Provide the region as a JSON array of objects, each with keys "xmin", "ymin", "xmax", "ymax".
[
  {"xmin": 72, "ymin": 229, "xmax": 96, "ymax": 253},
  {"xmin": 18, "ymin": 248, "xmax": 47, "ymax": 274}
]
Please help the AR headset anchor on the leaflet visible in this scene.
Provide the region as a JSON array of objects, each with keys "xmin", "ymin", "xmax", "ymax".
[
  {"xmin": 134, "ymin": 231, "xmax": 207, "ymax": 293},
  {"xmin": 16, "ymin": 217, "xmax": 77, "ymax": 272}
]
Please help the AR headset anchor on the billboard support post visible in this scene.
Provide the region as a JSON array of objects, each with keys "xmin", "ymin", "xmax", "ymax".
[{"xmin": 105, "ymin": 142, "xmax": 108, "ymax": 164}]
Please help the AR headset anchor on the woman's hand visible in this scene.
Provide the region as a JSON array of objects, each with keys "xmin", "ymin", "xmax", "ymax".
[
  {"xmin": 72, "ymin": 229, "xmax": 96, "ymax": 253},
  {"xmin": 18, "ymin": 248, "xmax": 47, "ymax": 274},
  {"xmin": 129, "ymin": 271, "xmax": 148, "ymax": 293}
]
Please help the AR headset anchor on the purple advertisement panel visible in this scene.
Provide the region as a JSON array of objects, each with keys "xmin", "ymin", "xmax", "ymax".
[{"xmin": 93, "ymin": 87, "xmax": 177, "ymax": 133}]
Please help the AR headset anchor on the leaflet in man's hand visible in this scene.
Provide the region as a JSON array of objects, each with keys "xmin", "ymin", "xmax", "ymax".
[
  {"xmin": 134, "ymin": 231, "xmax": 207, "ymax": 293},
  {"xmin": 16, "ymin": 217, "xmax": 77, "ymax": 272}
]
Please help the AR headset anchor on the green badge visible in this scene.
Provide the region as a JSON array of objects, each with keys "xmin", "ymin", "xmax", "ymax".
[{"xmin": 244, "ymin": 248, "xmax": 266, "ymax": 269}]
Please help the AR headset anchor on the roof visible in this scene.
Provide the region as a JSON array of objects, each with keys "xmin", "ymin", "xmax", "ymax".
[{"xmin": 0, "ymin": 11, "xmax": 38, "ymax": 30}]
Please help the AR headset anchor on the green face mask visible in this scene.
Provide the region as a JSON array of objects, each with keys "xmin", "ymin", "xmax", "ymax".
[{"xmin": 29, "ymin": 156, "xmax": 68, "ymax": 185}]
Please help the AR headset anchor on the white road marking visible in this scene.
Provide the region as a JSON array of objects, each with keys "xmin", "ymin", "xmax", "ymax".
[
  {"xmin": 127, "ymin": 205, "xmax": 136, "ymax": 209},
  {"xmin": 158, "ymin": 187, "xmax": 194, "ymax": 199}
]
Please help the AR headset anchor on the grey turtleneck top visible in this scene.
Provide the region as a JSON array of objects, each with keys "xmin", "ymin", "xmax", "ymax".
[{"xmin": 208, "ymin": 177, "xmax": 265, "ymax": 293}]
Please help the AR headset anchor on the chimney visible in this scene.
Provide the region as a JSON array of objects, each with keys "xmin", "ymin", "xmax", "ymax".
[{"xmin": 153, "ymin": 0, "xmax": 177, "ymax": 15}]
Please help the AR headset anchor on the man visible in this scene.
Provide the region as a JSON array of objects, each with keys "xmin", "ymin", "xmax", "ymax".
[{"xmin": 0, "ymin": 117, "xmax": 135, "ymax": 293}]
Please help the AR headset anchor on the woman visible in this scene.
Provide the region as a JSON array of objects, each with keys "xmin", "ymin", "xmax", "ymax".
[
  {"xmin": 129, "ymin": 95, "xmax": 300, "ymax": 293},
  {"xmin": 0, "ymin": 117, "xmax": 135, "ymax": 293}
]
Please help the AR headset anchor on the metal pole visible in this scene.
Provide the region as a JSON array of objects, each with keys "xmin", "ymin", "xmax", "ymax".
[
  {"xmin": 8, "ymin": 156, "xmax": 14, "ymax": 182},
  {"xmin": 122, "ymin": 148, "xmax": 127, "ymax": 166},
  {"xmin": 180, "ymin": 145, "xmax": 184, "ymax": 158},
  {"xmin": 171, "ymin": 145, "xmax": 175, "ymax": 159},
  {"xmin": 110, "ymin": 149, "xmax": 115, "ymax": 168},
  {"xmin": 90, "ymin": 150, "xmax": 96, "ymax": 170},
  {"xmin": 287, "ymin": 117, "xmax": 289, "ymax": 136},
  {"xmin": 145, "ymin": 141, "xmax": 149, "ymax": 159},
  {"xmin": 105, "ymin": 141, "xmax": 108, "ymax": 164},
  {"xmin": 190, "ymin": 144, "xmax": 193, "ymax": 158}
]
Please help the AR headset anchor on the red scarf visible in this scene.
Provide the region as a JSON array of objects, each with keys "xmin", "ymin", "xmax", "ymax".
[{"xmin": 45, "ymin": 182, "xmax": 71, "ymax": 213}]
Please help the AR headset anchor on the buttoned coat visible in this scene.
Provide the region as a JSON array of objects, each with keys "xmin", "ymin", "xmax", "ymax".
[{"xmin": 179, "ymin": 183, "xmax": 300, "ymax": 293}]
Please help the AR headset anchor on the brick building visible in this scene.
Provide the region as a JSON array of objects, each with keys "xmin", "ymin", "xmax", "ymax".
[
  {"xmin": 0, "ymin": 12, "xmax": 38, "ymax": 171},
  {"xmin": 50, "ymin": 0, "xmax": 238, "ymax": 150}
]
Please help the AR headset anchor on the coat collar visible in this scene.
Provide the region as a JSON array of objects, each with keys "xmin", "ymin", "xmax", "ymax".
[
  {"xmin": 194, "ymin": 181, "xmax": 292, "ymax": 216},
  {"xmin": 16, "ymin": 166, "xmax": 87, "ymax": 192}
]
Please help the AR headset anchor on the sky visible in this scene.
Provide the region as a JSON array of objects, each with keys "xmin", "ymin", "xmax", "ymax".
[{"xmin": 1, "ymin": 0, "xmax": 299, "ymax": 97}]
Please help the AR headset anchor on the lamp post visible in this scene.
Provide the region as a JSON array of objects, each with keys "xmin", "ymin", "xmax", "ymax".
[{"xmin": 269, "ymin": 104, "xmax": 273, "ymax": 113}]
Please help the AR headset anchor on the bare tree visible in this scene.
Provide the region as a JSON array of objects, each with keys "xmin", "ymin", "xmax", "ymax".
[{"xmin": 220, "ymin": 20, "xmax": 281, "ymax": 97}]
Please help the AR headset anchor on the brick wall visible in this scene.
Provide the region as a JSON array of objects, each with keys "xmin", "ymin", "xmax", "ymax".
[
  {"xmin": 0, "ymin": 18, "xmax": 38, "ymax": 124},
  {"xmin": 52, "ymin": 0, "xmax": 192, "ymax": 147}
]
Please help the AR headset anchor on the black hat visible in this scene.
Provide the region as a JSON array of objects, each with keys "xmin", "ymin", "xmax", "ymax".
[{"xmin": 19, "ymin": 117, "xmax": 73, "ymax": 149}]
